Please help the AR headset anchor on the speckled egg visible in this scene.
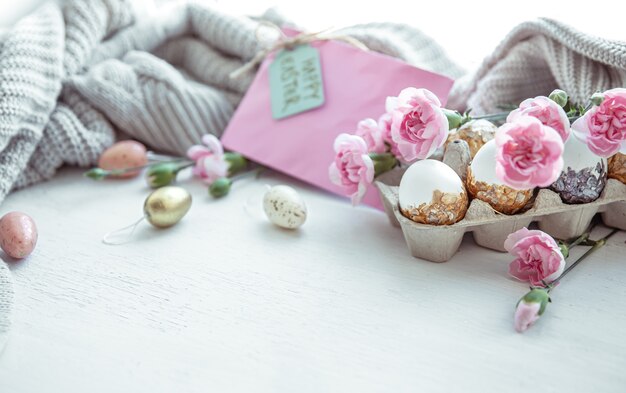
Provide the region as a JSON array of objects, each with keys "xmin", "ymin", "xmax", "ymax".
[
  {"xmin": 0, "ymin": 212, "xmax": 38, "ymax": 259},
  {"xmin": 446, "ymin": 119, "xmax": 497, "ymax": 158},
  {"xmin": 466, "ymin": 140, "xmax": 534, "ymax": 215},
  {"xmin": 608, "ymin": 153, "xmax": 626, "ymax": 184},
  {"xmin": 263, "ymin": 185, "xmax": 307, "ymax": 229},
  {"xmin": 98, "ymin": 140, "xmax": 148, "ymax": 178},
  {"xmin": 550, "ymin": 136, "xmax": 607, "ymax": 204},
  {"xmin": 399, "ymin": 159, "xmax": 468, "ymax": 225}
]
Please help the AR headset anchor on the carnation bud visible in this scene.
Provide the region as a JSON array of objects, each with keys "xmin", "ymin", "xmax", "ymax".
[
  {"xmin": 590, "ymin": 92, "xmax": 605, "ymax": 106},
  {"xmin": 548, "ymin": 89, "xmax": 568, "ymax": 107},
  {"xmin": 442, "ymin": 108, "xmax": 463, "ymax": 130},
  {"xmin": 146, "ymin": 162, "xmax": 180, "ymax": 188},
  {"xmin": 84, "ymin": 167, "xmax": 109, "ymax": 180},
  {"xmin": 209, "ymin": 177, "xmax": 232, "ymax": 198},
  {"xmin": 514, "ymin": 288, "xmax": 550, "ymax": 333},
  {"xmin": 224, "ymin": 152, "xmax": 247, "ymax": 175}
]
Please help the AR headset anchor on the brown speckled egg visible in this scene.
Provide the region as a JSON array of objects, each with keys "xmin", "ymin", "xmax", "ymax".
[
  {"xmin": 0, "ymin": 212, "xmax": 38, "ymax": 259},
  {"xmin": 98, "ymin": 140, "xmax": 148, "ymax": 178},
  {"xmin": 263, "ymin": 185, "xmax": 307, "ymax": 229}
]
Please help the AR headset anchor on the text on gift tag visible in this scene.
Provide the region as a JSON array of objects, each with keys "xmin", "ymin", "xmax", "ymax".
[{"xmin": 269, "ymin": 44, "xmax": 325, "ymax": 119}]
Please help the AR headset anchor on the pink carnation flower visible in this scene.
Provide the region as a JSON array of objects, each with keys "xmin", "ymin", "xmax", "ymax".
[
  {"xmin": 329, "ymin": 134, "xmax": 375, "ymax": 206},
  {"xmin": 507, "ymin": 96, "xmax": 570, "ymax": 141},
  {"xmin": 495, "ymin": 116, "xmax": 564, "ymax": 189},
  {"xmin": 378, "ymin": 111, "xmax": 400, "ymax": 157},
  {"xmin": 355, "ymin": 118, "xmax": 386, "ymax": 153},
  {"xmin": 389, "ymin": 87, "xmax": 448, "ymax": 162},
  {"xmin": 187, "ymin": 134, "xmax": 229, "ymax": 184},
  {"xmin": 504, "ymin": 228, "xmax": 565, "ymax": 287},
  {"xmin": 572, "ymin": 88, "xmax": 626, "ymax": 157}
]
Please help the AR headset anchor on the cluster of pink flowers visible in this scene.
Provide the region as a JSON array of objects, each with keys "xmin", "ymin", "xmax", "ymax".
[
  {"xmin": 329, "ymin": 87, "xmax": 450, "ymax": 205},
  {"xmin": 496, "ymin": 88, "xmax": 626, "ymax": 189}
]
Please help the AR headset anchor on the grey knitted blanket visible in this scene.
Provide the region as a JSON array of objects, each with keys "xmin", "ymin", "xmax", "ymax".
[{"xmin": 1, "ymin": 0, "xmax": 625, "ymax": 205}]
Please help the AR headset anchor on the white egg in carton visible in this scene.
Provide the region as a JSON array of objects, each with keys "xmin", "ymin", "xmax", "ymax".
[{"xmin": 375, "ymin": 168, "xmax": 626, "ymax": 263}]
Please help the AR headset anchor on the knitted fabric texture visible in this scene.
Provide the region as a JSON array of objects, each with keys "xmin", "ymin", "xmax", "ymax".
[
  {"xmin": 0, "ymin": 0, "xmax": 625, "ymax": 203},
  {"xmin": 448, "ymin": 19, "xmax": 626, "ymax": 113}
]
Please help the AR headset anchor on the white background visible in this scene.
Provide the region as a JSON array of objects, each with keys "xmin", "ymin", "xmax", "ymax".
[{"xmin": 2, "ymin": 0, "xmax": 625, "ymax": 69}]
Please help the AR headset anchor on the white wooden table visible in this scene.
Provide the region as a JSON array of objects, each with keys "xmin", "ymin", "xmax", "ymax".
[
  {"xmin": 0, "ymin": 168, "xmax": 625, "ymax": 392},
  {"xmin": 2, "ymin": 1, "xmax": 626, "ymax": 391}
]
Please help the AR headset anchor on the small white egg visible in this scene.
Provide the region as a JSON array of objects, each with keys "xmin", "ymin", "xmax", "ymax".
[
  {"xmin": 263, "ymin": 185, "xmax": 307, "ymax": 229},
  {"xmin": 467, "ymin": 140, "xmax": 533, "ymax": 215},
  {"xmin": 399, "ymin": 159, "xmax": 468, "ymax": 225},
  {"xmin": 550, "ymin": 136, "xmax": 607, "ymax": 203}
]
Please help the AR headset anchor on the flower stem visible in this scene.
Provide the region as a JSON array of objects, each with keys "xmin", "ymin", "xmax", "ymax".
[
  {"xmin": 230, "ymin": 166, "xmax": 265, "ymax": 182},
  {"xmin": 173, "ymin": 161, "xmax": 194, "ymax": 172},
  {"xmin": 470, "ymin": 111, "xmax": 510, "ymax": 121},
  {"xmin": 568, "ymin": 231, "xmax": 590, "ymax": 249},
  {"xmin": 85, "ymin": 159, "xmax": 192, "ymax": 179},
  {"xmin": 146, "ymin": 152, "xmax": 184, "ymax": 162},
  {"xmin": 549, "ymin": 229, "xmax": 619, "ymax": 289}
]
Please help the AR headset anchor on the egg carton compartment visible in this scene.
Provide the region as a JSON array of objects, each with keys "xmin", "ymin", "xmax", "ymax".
[{"xmin": 375, "ymin": 169, "xmax": 626, "ymax": 262}]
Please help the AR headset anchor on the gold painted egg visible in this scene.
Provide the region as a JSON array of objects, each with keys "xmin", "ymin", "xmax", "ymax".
[
  {"xmin": 144, "ymin": 186, "xmax": 192, "ymax": 228},
  {"xmin": 466, "ymin": 140, "xmax": 533, "ymax": 215},
  {"xmin": 446, "ymin": 119, "xmax": 496, "ymax": 158},
  {"xmin": 399, "ymin": 159, "xmax": 468, "ymax": 225}
]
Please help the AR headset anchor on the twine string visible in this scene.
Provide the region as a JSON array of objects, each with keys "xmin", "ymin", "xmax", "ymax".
[
  {"xmin": 102, "ymin": 216, "xmax": 146, "ymax": 245},
  {"xmin": 229, "ymin": 22, "xmax": 368, "ymax": 80}
]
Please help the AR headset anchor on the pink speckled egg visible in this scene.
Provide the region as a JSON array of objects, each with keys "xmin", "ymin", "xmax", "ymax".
[
  {"xmin": 0, "ymin": 212, "xmax": 38, "ymax": 259},
  {"xmin": 98, "ymin": 140, "xmax": 148, "ymax": 178}
]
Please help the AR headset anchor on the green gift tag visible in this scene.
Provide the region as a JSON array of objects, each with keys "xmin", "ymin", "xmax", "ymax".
[{"xmin": 269, "ymin": 44, "xmax": 325, "ymax": 120}]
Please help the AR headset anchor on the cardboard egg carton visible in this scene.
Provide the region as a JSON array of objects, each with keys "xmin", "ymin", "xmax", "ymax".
[{"xmin": 375, "ymin": 168, "xmax": 626, "ymax": 262}]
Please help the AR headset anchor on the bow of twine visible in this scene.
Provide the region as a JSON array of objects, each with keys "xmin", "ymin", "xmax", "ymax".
[{"xmin": 229, "ymin": 22, "xmax": 369, "ymax": 80}]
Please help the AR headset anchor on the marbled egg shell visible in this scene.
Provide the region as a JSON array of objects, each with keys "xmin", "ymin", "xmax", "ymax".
[
  {"xmin": 0, "ymin": 212, "xmax": 38, "ymax": 259},
  {"xmin": 399, "ymin": 159, "xmax": 468, "ymax": 225},
  {"xmin": 550, "ymin": 136, "xmax": 607, "ymax": 204},
  {"xmin": 263, "ymin": 185, "xmax": 307, "ymax": 229},
  {"xmin": 466, "ymin": 140, "xmax": 533, "ymax": 215},
  {"xmin": 98, "ymin": 140, "xmax": 148, "ymax": 178}
]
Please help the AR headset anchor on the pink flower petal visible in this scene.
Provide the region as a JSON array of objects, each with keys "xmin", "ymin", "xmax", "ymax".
[
  {"xmin": 187, "ymin": 145, "xmax": 211, "ymax": 160},
  {"xmin": 514, "ymin": 301, "xmax": 541, "ymax": 333}
]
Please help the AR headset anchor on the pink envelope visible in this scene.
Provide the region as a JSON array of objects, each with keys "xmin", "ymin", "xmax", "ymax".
[{"xmin": 221, "ymin": 37, "xmax": 454, "ymax": 209}]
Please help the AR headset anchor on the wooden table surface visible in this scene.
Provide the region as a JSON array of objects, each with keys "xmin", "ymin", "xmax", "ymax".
[{"xmin": 0, "ymin": 168, "xmax": 624, "ymax": 392}]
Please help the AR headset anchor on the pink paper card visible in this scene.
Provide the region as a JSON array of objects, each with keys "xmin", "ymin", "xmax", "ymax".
[{"xmin": 221, "ymin": 36, "xmax": 454, "ymax": 209}]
